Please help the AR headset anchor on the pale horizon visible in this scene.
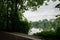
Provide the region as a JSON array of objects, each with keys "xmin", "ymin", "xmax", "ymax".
[{"xmin": 23, "ymin": 0, "xmax": 60, "ymax": 22}]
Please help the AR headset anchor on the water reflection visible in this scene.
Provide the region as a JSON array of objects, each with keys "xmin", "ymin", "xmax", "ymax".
[{"xmin": 28, "ymin": 28, "xmax": 43, "ymax": 35}]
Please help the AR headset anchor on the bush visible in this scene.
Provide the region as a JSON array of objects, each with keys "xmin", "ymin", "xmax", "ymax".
[
  {"xmin": 0, "ymin": 20, "xmax": 31, "ymax": 34},
  {"xmin": 33, "ymin": 30, "xmax": 56, "ymax": 38},
  {"xmin": 55, "ymin": 27, "xmax": 60, "ymax": 38}
]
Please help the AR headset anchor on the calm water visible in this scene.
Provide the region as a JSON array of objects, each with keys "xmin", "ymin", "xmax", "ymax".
[{"xmin": 28, "ymin": 28, "xmax": 43, "ymax": 35}]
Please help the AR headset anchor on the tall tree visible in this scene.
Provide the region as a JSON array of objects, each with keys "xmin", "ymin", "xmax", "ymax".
[
  {"xmin": 0, "ymin": 0, "xmax": 45, "ymax": 34},
  {"xmin": 0, "ymin": 0, "xmax": 60, "ymax": 33}
]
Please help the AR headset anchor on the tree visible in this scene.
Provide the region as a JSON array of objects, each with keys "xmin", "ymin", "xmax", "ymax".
[
  {"xmin": 55, "ymin": 3, "xmax": 60, "ymax": 10},
  {"xmin": 0, "ymin": 0, "xmax": 60, "ymax": 34},
  {"xmin": 0, "ymin": 0, "xmax": 45, "ymax": 34}
]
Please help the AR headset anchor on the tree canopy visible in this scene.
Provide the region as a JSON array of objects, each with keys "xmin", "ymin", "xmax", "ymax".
[
  {"xmin": 0, "ymin": 0, "xmax": 60, "ymax": 34},
  {"xmin": 0, "ymin": 0, "xmax": 45, "ymax": 34}
]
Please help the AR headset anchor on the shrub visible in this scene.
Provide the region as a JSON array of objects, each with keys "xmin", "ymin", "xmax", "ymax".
[{"xmin": 33, "ymin": 30, "xmax": 56, "ymax": 38}]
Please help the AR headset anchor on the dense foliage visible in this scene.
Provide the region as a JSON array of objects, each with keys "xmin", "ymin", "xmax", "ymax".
[
  {"xmin": 0, "ymin": 0, "xmax": 60, "ymax": 34},
  {"xmin": 0, "ymin": 0, "xmax": 45, "ymax": 34},
  {"xmin": 31, "ymin": 19, "xmax": 56, "ymax": 30}
]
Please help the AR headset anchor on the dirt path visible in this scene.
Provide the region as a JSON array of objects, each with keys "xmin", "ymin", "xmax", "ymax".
[{"xmin": 0, "ymin": 32, "xmax": 41, "ymax": 40}]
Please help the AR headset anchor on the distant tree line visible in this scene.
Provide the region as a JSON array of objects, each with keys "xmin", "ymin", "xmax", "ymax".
[
  {"xmin": 33, "ymin": 15, "xmax": 60, "ymax": 40},
  {"xmin": 31, "ymin": 15, "xmax": 60, "ymax": 31}
]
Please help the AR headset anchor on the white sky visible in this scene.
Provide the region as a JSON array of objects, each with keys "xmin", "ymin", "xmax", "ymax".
[{"xmin": 23, "ymin": 0, "xmax": 60, "ymax": 22}]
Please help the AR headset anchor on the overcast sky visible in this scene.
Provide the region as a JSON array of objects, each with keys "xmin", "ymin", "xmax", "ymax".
[{"xmin": 23, "ymin": 0, "xmax": 60, "ymax": 22}]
